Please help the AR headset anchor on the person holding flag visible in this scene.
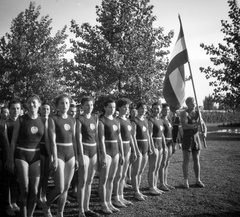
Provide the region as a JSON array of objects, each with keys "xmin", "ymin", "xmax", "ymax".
[
  {"xmin": 163, "ymin": 15, "xmax": 207, "ymax": 189},
  {"xmin": 180, "ymin": 97, "xmax": 207, "ymax": 188}
]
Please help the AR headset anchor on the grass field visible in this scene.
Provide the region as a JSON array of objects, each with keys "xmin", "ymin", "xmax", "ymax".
[{"xmin": 4, "ymin": 124, "xmax": 240, "ymax": 217}]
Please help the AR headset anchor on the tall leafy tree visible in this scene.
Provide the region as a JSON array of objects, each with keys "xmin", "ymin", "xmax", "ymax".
[
  {"xmin": 0, "ymin": 2, "xmax": 68, "ymax": 103},
  {"xmin": 69, "ymin": 0, "xmax": 173, "ymax": 103},
  {"xmin": 200, "ymin": 0, "xmax": 240, "ymax": 110},
  {"xmin": 203, "ymin": 95, "xmax": 215, "ymax": 110}
]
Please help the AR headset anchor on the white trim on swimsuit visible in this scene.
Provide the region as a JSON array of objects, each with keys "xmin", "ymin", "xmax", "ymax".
[
  {"xmin": 17, "ymin": 147, "xmax": 40, "ymax": 152},
  {"xmin": 105, "ymin": 140, "xmax": 117, "ymax": 143},
  {"xmin": 82, "ymin": 142, "xmax": 96, "ymax": 146},
  {"xmin": 56, "ymin": 143, "xmax": 73, "ymax": 146},
  {"xmin": 152, "ymin": 137, "xmax": 162, "ymax": 140}
]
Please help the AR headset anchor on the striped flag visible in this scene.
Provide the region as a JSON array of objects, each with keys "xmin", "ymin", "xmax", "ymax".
[{"xmin": 163, "ymin": 16, "xmax": 188, "ymax": 111}]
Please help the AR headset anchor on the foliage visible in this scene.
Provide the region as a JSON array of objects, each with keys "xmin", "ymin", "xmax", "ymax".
[
  {"xmin": 0, "ymin": 2, "xmax": 68, "ymax": 103},
  {"xmin": 200, "ymin": 0, "xmax": 240, "ymax": 110},
  {"xmin": 69, "ymin": 0, "xmax": 173, "ymax": 104},
  {"xmin": 203, "ymin": 94, "xmax": 217, "ymax": 110},
  {"xmin": 201, "ymin": 110, "xmax": 240, "ymax": 124}
]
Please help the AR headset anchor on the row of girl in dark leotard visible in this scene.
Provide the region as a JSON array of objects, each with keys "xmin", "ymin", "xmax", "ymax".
[{"xmin": 0, "ymin": 94, "xmax": 182, "ymax": 217}]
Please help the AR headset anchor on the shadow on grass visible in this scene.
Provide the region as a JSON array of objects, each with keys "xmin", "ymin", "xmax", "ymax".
[
  {"xmin": 207, "ymin": 132, "xmax": 240, "ymax": 141},
  {"xmin": 183, "ymin": 211, "xmax": 240, "ymax": 217}
]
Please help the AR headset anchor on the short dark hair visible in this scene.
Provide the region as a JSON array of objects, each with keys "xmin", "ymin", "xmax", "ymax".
[
  {"xmin": 162, "ymin": 103, "xmax": 169, "ymax": 109},
  {"xmin": 41, "ymin": 101, "xmax": 51, "ymax": 107},
  {"xmin": 152, "ymin": 101, "xmax": 162, "ymax": 108},
  {"xmin": 81, "ymin": 96, "xmax": 94, "ymax": 105},
  {"xmin": 55, "ymin": 94, "xmax": 71, "ymax": 106},
  {"xmin": 103, "ymin": 98, "xmax": 115, "ymax": 108},
  {"xmin": 117, "ymin": 98, "xmax": 130, "ymax": 110},
  {"xmin": 8, "ymin": 99, "xmax": 21, "ymax": 109},
  {"xmin": 136, "ymin": 101, "xmax": 147, "ymax": 109},
  {"xmin": 185, "ymin": 97, "xmax": 195, "ymax": 105},
  {"xmin": 27, "ymin": 94, "xmax": 41, "ymax": 103}
]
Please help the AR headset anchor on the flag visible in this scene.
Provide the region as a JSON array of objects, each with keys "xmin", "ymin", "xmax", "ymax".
[{"xmin": 163, "ymin": 16, "xmax": 188, "ymax": 111}]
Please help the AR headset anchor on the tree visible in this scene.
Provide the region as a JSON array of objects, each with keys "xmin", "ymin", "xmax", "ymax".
[
  {"xmin": 69, "ymin": 0, "xmax": 173, "ymax": 103},
  {"xmin": 200, "ymin": 0, "xmax": 240, "ymax": 110},
  {"xmin": 0, "ymin": 2, "xmax": 68, "ymax": 103},
  {"xmin": 203, "ymin": 95, "xmax": 215, "ymax": 110}
]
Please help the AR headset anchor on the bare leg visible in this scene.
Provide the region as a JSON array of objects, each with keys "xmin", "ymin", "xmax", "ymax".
[
  {"xmin": 15, "ymin": 159, "xmax": 29, "ymax": 217},
  {"xmin": 182, "ymin": 150, "xmax": 190, "ymax": 188},
  {"xmin": 106, "ymin": 154, "xmax": 120, "ymax": 212},
  {"xmin": 138, "ymin": 153, "xmax": 148, "ymax": 197},
  {"xmin": 27, "ymin": 160, "xmax": 41, "ymax": 217},
  {"xmin": 165, "ymin": 143, "xmax": 175, "ymax": 189},
  {"xmin": 84, "ymin": 154, "xmax": 97, "ymax": 211},
  {"xmin": 78, "ymin": 155, "xmax": 88, "ymax": 215},
  {"xmin": 148, "ymin": 150, "xmax": 160, "ymax": 194},
  {"xmin": 192, "ymin": 150, "xmax": 201, "ymax": 181},
  {"xmin": 39, "ymin": 156, "xmax": 50, "ymax": 203},
  {"xmin": 118, "ymin": 151, "xmax": 133, "ymax": 205},
  {"xmin": 192, "ymin": 150, "xmax": 204, "ymax": 187},
  {"xmin": 154, "ymin": 149, "xmax": 163, "ymax": 188},
  {"xmin": 57, "ymin": 157, "xmax": 75, "ymax": 217},
  {"xmin": 44, "ymin": 159, "xmax": 65, "ymax": 216},
  {"xmin": 159, "ymin": 149, "xmax": 169, "ymax": 191},
  {"xmin": 112, "ymin": 154, "xmax": 125, "ymax": 208},
  {"xmin": 131, "ymin": 154, "xmax": 144, "ymax": 200},
  {"xmin": 99, "ymin": 155, "xmax": 112, "ymax": 214}
]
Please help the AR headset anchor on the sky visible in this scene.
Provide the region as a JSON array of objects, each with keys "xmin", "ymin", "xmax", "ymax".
[{"xmin": 0, "ymin": 0, "xmax": 234, "ymax": 106}]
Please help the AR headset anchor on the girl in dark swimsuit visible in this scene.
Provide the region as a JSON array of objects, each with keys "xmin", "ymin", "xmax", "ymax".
[
  {"xmin": 43, "ymin": 94, "xmax": 79, "ymax": 217},
  {"xmin": 9, "ymin": 94, "xmax": 45, "ymax": 217},
  {"xmin": 98, "ymin": 99, "xmax": 124, "ymax": 214},
  {"xmin": 131, "ymin": 101, "xmax": 154, "ymax": 201},
  {"xmin": 159, "ymin": 103, "xmax": 175, "ymax": 191},
  {"xmin": 148, "ymin": 101, "xmax": 165, "ymax": 195},
  {"xmin": 76, "ymin": 96, "xmax": 99, "ymax": 217},
  {"xmin": 112, "ymin": 98, "xmax": 137, "ymax": 207}
]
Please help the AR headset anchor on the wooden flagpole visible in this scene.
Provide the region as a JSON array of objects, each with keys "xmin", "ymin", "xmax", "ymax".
[{"xmin": 178, "ymin": 15, "xmax": 207, "ymax": 148}]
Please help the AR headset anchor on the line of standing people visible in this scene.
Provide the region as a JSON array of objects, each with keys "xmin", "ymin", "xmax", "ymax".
[{"xmin": 0, "ymin": 94, "xmax": 206, "ymax": 217}]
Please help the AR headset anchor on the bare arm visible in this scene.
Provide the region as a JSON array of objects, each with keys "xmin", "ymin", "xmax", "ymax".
[
  {"xmin": 180, "ymin": 111, "xmax": 199, "ymax": 130},
  {"xmin": 3, "ymin": 124, "xmax": 10, "ymax": 168},
  {"xmin": 148, "ymin": 120, "xmax": 156, "ymax": 155},
  {"xmin": 72, "ymin": 120, "xmax": 79, "ymax": 170},
  {"xmin": 44, "ymin": 118, "xmax": 51, "ymax": 158},
  {"xmin": 131, "ymin": 121, "xmax": 140, "ymax": 155},
  {"xmin": 98, "ymin": 120, "xmax": 107, "ymax": 167},
  {"xmin": 76, "ymin": 119, "xmax": 84, "ymax": 166},
  {"xmin": 95, "ymin": 118, "xmax": 100, "ymax": 162},
  {"xmin": 8, "ymin": 119, "xmax": 20, "ymax": 172},
  {"xmin": 48, "ymin": 117, "xmax": 58, "ymax": 171},
  {"xmin": 117, "ymin": 122, "xmax": 124, "ymax": 165}
]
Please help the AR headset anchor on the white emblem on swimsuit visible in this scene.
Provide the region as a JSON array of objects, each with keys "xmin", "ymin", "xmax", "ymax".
[
  {"xmin": 31, "ymin": 126, "xmax": 38, "ymax": 134},
  {"xmin": 142, "ymin": 126, "xmax": 147, "ymax": 132},
  {"xmin": 90, "ymin": 123, "xmax": 95, "ymax": 130},
  {"xmin": 113, "ymin": 125, "xmax": 118, "ymax": 131},
  {"xmin": 64, "ymin": 124, "xmax": 71, "ymax": 131},
  {"xmin": 160, "ymin": 126, "xmax": 164, "ymax": 131},
  {"xmin": 128, "ymin": 125, "xmax": 132, "ymax": 131}
]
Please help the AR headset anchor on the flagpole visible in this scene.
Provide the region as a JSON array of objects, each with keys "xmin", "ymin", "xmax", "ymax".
[{"xmin": 178, "ymin": 15, "xmax": 207, "ymax": 148}]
